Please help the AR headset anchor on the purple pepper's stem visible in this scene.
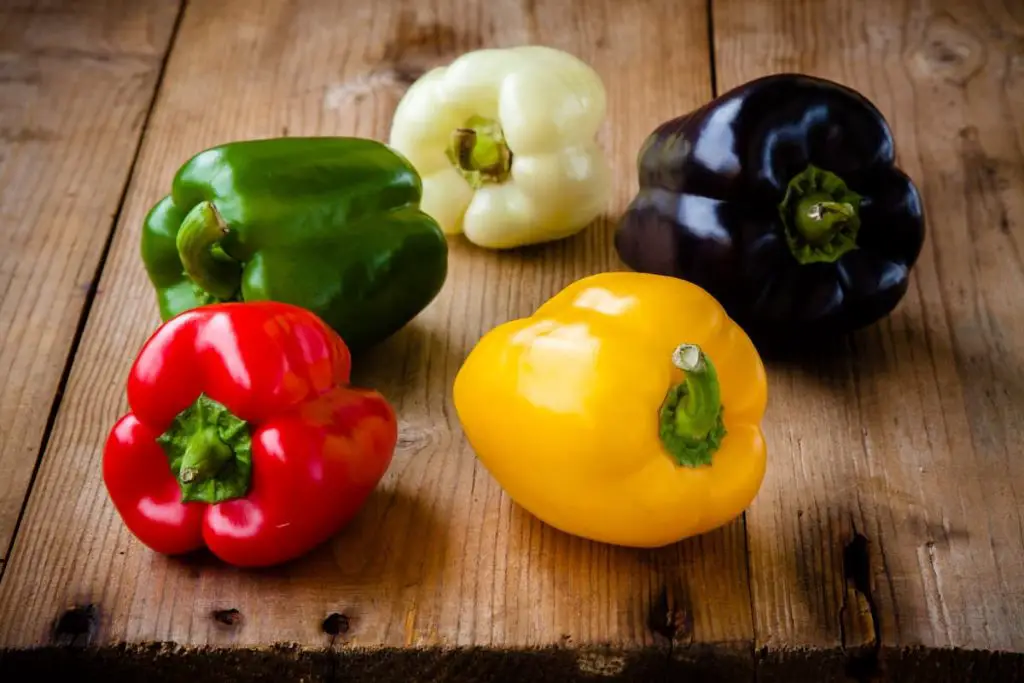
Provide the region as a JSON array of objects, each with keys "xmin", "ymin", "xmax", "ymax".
[{"xmin": 778, "ymin": 164, "xmax": 862, "ymax": 265}]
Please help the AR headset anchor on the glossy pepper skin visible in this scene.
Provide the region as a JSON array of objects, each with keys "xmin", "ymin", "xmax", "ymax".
[
  {"xmin": 140, "ymin": 137, "xmax": 449, "ymax": 353},
  {"xmin": 615, "ymin": 73, "xmax": 926, "ymax": 343},
  {"xmin": 453, "ymin": 272, "xmax": 768, "ymax": 548},
  {"xmin": 102, "ymin": 301, "xmax": 398, "ymax": 568}
]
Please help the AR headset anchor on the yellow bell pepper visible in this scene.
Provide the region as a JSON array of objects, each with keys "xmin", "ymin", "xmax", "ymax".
[
  {"xmin": 387, "ymin": 46, "xmax": 611, "ymax": 249},
  {"xmin": 453, "ymin": 272, "xmax": 768, "ymax": 547}
]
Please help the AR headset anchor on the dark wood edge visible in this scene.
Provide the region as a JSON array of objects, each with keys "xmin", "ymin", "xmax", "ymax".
[
  {"xmin": 756, "ymin": 645, "xmax": 1024, "ymax": 683},
  {"xmin": 0, "ymin": 642, "xmax": 749, "ymax": 683},
  {"xmin": 1, "ymin": 642, "xmax": 1022, "ymax": 683}
]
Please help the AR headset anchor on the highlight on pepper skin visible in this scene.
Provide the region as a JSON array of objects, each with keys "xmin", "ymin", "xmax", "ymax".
[{"xmin": 452, "ymin": 271, "xmax": 768, "ymax": 548}]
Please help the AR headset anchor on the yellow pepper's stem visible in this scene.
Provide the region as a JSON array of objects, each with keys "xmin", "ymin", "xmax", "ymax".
[
  {"xmin": 658, "ymin": 343, "xmax": 727, "ymax": 467},
  {"xmin": 446, "ymin": 115, "xmax": 512, "ymax": 188}
]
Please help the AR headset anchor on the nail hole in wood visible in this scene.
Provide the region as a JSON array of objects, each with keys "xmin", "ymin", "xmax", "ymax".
[
  {"xmin": 52, "ymin": 604, "xmax": 97, "ymax": 646},
  {"xmin": 322, "ymin": 612, "xmax": 350, "ymax": 636},
  {"xmin": 212, "ymin": 608, "xmax": 242, "ymax": 626}
]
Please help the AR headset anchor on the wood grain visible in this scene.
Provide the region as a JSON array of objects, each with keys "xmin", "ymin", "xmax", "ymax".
[
  {"xmin": 713, "ymin": 0, "xmax": 1024, "ymax": 677},
  {"xmin": 0, "ymin": 0, "xmax": 751, "ymax": 679},
  {"xmin": 0, "ymin": 0, "xmax": 182, "ymax": 564},
  {"xmin": 5, "ymin": 0, "xmax": 1021, "ymax": 679}
]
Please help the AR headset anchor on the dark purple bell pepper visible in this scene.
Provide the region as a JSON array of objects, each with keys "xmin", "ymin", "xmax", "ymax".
[{"xmin": 614, "ymin": 73, "xmax": 925, "ymax": 343}]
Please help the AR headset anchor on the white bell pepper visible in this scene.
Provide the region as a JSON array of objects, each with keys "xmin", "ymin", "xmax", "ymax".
[{"xmin": 387, "ymin": 46, "xmax": 611, "ymax": 249}]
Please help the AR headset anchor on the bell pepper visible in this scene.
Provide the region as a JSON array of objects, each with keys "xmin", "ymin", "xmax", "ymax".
[
  {"xmin": 140, "ymin": 136, "xmax": 449, "ymax": 353},
  {"xmin": 101, "ymin": 301, "xmax": 398, "ymax": 568},
  {"xmin": 387, "ymin": 46, "xmax": 612, "ymax": 249},
  {"xmin": 614, "ymin": 73, "xmax": 926, "ymax": 342},
  {"xmin": 452, "ymin": 272, "xmax": 768, "ymax": 548}
]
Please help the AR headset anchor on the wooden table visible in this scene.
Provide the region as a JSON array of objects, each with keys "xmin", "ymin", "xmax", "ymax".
[{"xmin": 1, "ymin": 0, "xmax": 1021, "ymax": 680}]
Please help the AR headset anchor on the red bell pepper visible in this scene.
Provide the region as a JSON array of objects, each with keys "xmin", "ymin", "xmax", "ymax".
[{"xmin": 102, "ymin": 301, "xmax": 398, "ymax": 567}]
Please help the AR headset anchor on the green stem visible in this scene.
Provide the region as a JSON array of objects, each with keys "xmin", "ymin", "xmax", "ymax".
[
  {"xmin": 778, "ymin": 164, "xmax": 862, "ymax": 265},
  {"xmin": 446, "ymin": 115, "xmax": 512, "ymax": 189},
  {"xmin": 794, "ymin": 197, "xmax": 856, "ymax": 245},
  {"xmin": 176, "ymin": 201, "xmax": 243, "ymax": 301},
  {"xmin": 658, "ymin": 344, "xmax": 727, "ymax": 467},
  {"xmin": 156, "ymin": 394, "xmax": 253, "ymax": 504},
  {"xmin": 178, "ymin": 428, "xmax": 233, "ymax": 485}
]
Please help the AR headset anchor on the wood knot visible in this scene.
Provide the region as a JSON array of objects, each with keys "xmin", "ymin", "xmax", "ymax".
[
  {"xmin": 211, "ymin": 608, "xmax": 242, "ymax": 627},
  {"xmin": 396, "ymin": 423, "xmax": 436, "ymax": 455},
  {"xmin": 911, "ymin": 14, "xmax": 985, "ymax": 85},
  {"xmin": 353, "ymin": 10, "xmax": 484, "ymax": 102},
  {"xmin": 322, "ymin": 612, "xmax": 350, "ymax": 637},
  {"xmin": 381, "ymin": 11, "xmax": 481, "ymax": 69},
  {"xmin": 958, "ymin": 125, "xmax": 979, "ymax": 141},
  {"xmin": 52, "ymin": 604, "xmax": 97, "ymax": 646}
]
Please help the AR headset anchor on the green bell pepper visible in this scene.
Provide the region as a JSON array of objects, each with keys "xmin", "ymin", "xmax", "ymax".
[{"xmin": 140, "ymin": 136, "xmax": 448, "ymax": 353}]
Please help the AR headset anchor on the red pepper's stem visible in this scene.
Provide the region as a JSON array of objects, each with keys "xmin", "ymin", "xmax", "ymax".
[
  {"xmin": 176, "ymin": 201, "xmax": 243, "ymax": 302},
  {"xmin": 155, "ymin": 393, "xmax": 253, "ymax": 504},
  {"xmin": 178, "ymin": 428, "xmax": 234, "ymax": 485},
  {"xmin": 658, "ymin": 344, "xmax": 726, "ymax": 467}
]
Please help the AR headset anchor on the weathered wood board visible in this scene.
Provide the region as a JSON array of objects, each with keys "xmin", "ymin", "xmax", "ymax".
[
  {"xmin": 0, "ymin": 0, "xmax": 182, "ymax": 564},
  {"xmin": 0, "ymin": 0, "xmax": 1023, "ymax": 681},
  {"xmin": 713, "ymin": 0, "xmax": 1024, "ymax": 679}
]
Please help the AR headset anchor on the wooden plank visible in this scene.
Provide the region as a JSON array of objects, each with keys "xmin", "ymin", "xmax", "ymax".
[
  {"xmin": 712, "ymin": 0, "xmax": 1024, "ymax": 679},
  {"xmin": 0, "ymin": 0, "xmax": 749, "ymax": 680},
  {"xmin": 0, "ymin": 0, "xmax": 182, "ymax": 564}
]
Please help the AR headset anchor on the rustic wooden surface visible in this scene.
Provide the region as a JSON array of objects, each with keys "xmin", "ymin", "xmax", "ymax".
[
  {"xmin": 716, "ymin": 0, "xmax": 1024, "ymax": 680},
  {"xmin": 0, "ymin": 0, "xmax": 181, "ymax": 568},
  {"xmin": 0, "ymin": 0, "xmax": 1022, "ymax": 681}
]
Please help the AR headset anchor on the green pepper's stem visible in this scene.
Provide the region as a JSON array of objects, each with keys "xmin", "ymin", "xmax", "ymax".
[
  {"xmin": 156, "ymin": 394, "xmax": 253, "ymax": 504},
  {"xmin": 658, "ymin": 344, "xmax": 727, "ymax": 467},
  {"xmin": 446, "ymin": 115, "xmax": 512, "ymax": 188},
  {"xmin": 176, "ymin": 201, "xmax": 243, "ymax": 301},
  {"xmin": 778, "ymin": 164, "xmax": 862, "ymax": 265}
]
